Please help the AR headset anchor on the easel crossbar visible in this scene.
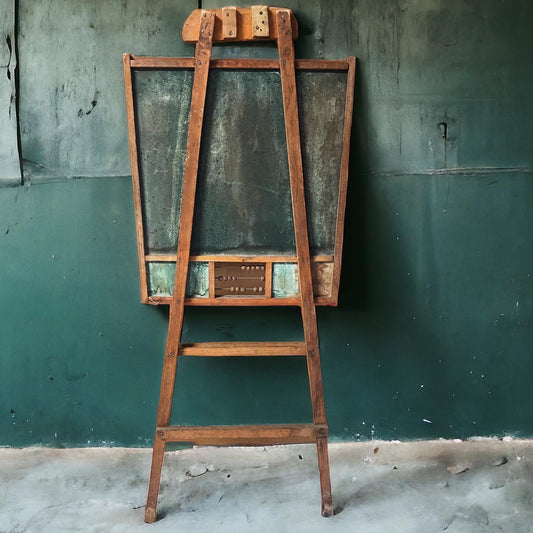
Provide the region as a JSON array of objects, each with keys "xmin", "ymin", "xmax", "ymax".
[
  {"xmin": 156, "ymin": 424, "xmax": 328, "ymax": 445},
  {"xmin": 179, "ymin": 341, "xmax": 307, "ymax": 356},
  {"xmin": 130, "ymin": 56, "xmax": 351, "ymax": 70}
]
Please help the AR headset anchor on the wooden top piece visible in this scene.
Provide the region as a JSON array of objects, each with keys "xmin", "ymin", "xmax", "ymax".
[{"xmin": 182, "ymin": 6, "xmax": 298, "ymax": 43}]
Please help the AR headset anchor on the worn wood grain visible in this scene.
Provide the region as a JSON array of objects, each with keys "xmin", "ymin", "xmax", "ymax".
[
  {"xmin": 178, "ymin": 341, "xmax": 307, "ymax": 356},
  {"xmin": 331, "ymin": 56, "xmax": 356, "ymax": 305},
  {"xmin": 277, "ymin": 9, "xmax": 325, "ymax": 419},
  {"xmin": 251, "ymin": 5, "xmax": 269, "ymax": 38},
  {"xmin": 145, "ymin": 12, "xmax": 215, "ymax": 524},
  {"xmin": 276, "ymin": 9, "xmax": 332, "ymax": 515},
  {"xmin": 145, "ymin": 254, "xmax": 334, "ymax": 263},
  {"xmin": 221, "ymin": 6, "xmax": 237, "ymax": 39},
  {"xmin": 123, "ymin": 54, "xmax": 149, "ymax": 303},
  {"xmin": 317, "ymin": 435, "xmax": 334, "ymax": 517},
  {"xmin": 183, "ymin": 7, "xmax": 298, "ymax": 43},
  {"xmin": 158, "ymin": 423, "xmax": 327, "ymax": 445},
  {"xmin": 144, "ymin": 434, "xmax": 165, "ymax": 523},
  {"xmin": 131, "ymin": 56, "xmax": 350, "ymax": 70}
]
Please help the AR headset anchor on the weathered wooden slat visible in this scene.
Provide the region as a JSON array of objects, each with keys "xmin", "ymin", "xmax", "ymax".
[
  {"xmin": 316, "ymin": 435, "xmax": 334, "ymax": 517},
  {"xmin": 251, "ymin": 5, "xmax": 270, "ymax": 38},
  {"xmin": 145, "ymin": 11, "xmax": 215, "ymax": 525},
  {"xmin": 208, "ymin": 259, "xmax": 216, "ymax": 299},
  {"xmin": 331, "ymin": 56, "xmax": 357, "ymax": 306},
  {"xmin": 123, "ymin": 54, "xmax": 149, "ymax": 304},
  {"xmin": 144, "ymin": 436, "xmax": 165, "ymax": 524},
  {"xmin": 146, "ymin": 295, "xmax": 335, "ymax": 307},
  {"xmin": 157, "ymin": 424, "xmax": 328, "ymax": 445},
  {"xmin": 221, "ymin": 6, "xmax": 237, "ymax": 39},
  {"xmin": 294, "ymin": 59, "xmax": 350, "ymax": 71},
  {"xmin": 130, "ymin": 56, "xmax": 350, "ymax": 71},
  {"xmin": 276, "ymin": 9, "xmax": 333, "ymax": 517},
  {"xmin": 265, "ymin": 261, "xmax": 273, "ymax": 298},
  {"xmin": 277, "ymin": 10, "xmax": 324, "ymax": 421},
  {"xmin": 144, "ymin": 254, "xmax": 334, "ymax": 263},
  {"xmin": 182, "ymin": 7, "xmax": 298, "ymax": 43},
  {"xmin": 179, "ymin": 341, "xmax": 307, "ymax": 357}
]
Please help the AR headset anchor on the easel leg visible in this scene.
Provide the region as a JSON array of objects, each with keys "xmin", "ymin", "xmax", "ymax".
[
  {"xmin": 144, "ymin": 12, "xmax": 215, "ymax": 524},
  {"xmin": 316, "ymin": 434, "xmax": 334, "ymax": 517},
  {"xmin": 145, "ymin": 348, "xmax": 179, "ymax": 523},
  {"xmin": 145, "ymin": 433, "xmax": 166, "ymax": 523},
  {"xmin": 276, "ymin": 9, "xmax": 334, "ymax": 516},
  {"xmin": 306, "ymin": 344, "xmax": 334, "ymax": 517}
]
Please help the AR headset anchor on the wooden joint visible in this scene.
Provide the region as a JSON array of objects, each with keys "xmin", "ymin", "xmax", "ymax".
[
  {"xmin": 276, "ymin": 8, "xmax": 291, "ymax": 37},
  {"xmin": 182, "ymin": 7, "xmax": 298, "ymax": 43},
  {"xmin": 316, "ymin": 426, "xmax": 328, "ymax": 438},
  {"xmin": 221, "ymin": 6, "xmax": 237, "ymax": 39},
  {"xmin": 251, "ymin": 5, "xmax": 270, "ymax": 37},
  {"xmin": 156, "ymin": 424, "xmax": 327, "ymax": 445},
  {"xmin": 198, "ymin": 10, "xmax": 215, "ymax": 40}
]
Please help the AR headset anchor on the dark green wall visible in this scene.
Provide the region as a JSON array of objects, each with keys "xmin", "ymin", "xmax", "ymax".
[{"xmin": 1, "ymin": 0, "xmax": 532, "ymax": 446}]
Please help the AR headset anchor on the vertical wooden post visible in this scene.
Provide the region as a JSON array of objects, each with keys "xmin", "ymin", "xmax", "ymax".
[
  {"xmin": 276, "ymin": 9, "xmax": 333, "ymax": 517},
  {"xmin": 123, "ymin": 53, "xmax": 149, "ymax": 304},
  {"xmin": 144, "ymin": 10, "xmax": 215, "ymax": 524}
]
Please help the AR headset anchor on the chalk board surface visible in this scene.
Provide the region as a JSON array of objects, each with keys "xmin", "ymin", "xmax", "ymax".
[{"xmin": 133, "ymin": 68, "xmax": 347, "ymax": 256}]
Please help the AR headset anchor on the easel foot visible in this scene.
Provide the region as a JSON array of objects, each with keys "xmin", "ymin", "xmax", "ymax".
[
  {"xmin": 145, "ymin": 507, "xmax": 157, "ymax": 523},
  {"xmin": 321, "ymin": 499, "xmax": 334, "ymax": 517}
]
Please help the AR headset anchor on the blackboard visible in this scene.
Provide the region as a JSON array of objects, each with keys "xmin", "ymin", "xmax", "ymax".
[{"xmin": 125, "ymin": 56, "xmax": 355, "ymax": 305}]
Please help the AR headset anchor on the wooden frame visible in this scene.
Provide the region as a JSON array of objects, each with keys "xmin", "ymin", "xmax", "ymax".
[
  {"xmin": 124, "ymin": 5, "xmax": 356, "ymax": 524},
  {"xmin": 124, "ymin": 55, "xmax": 355, "ymax": 308}
]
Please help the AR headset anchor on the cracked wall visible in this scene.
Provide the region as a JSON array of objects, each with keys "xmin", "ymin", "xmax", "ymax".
[
  {"xmin": 0, "ymin": 0, "xmax": 21, "ymax": 184},
  {"xmin": 1, "ymin": 0, "xmax": 533, "ymax": 447}
]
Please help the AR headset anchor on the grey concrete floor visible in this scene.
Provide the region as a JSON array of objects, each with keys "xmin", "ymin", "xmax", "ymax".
[{"xmin": 1, "ymin": 439, "xmax": 533, "ymax": 532}]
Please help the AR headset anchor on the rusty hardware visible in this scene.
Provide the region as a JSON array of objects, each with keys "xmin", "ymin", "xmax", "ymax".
[{"xmin": 214, "ymin": 262, "xmax": 266, "ymax": 297}]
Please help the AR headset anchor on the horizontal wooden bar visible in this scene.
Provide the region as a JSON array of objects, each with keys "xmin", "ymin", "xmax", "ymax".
[
  {"xmin": 179, "ymin": 341, "xmax": 307, "ymax": 356},
  {"xmin": 146, "ymin": 295, "xmax": 334, "ymax": 306},
  {"xmin": 297, "ymin": 59, "xmax": 350, "ymax": 71},
  {"xmin": 156, "ymin": 423, "xmax": 328, "ymax": 445},
  {"xmin": 145, "ymin": 254, "xmax": 334, "ymax": 263},
  {"xmin": 130, "ymin": 57, "xmax": 194, "ymax": 68},
  {"xmin": 130, "ymin": 56, "xmax": 350, "ymax": 71}
]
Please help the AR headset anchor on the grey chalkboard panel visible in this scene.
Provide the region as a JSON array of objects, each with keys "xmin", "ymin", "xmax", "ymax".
[{"xmin": 133, "ymin": 67, "xmax": 347, "ymax": 257}]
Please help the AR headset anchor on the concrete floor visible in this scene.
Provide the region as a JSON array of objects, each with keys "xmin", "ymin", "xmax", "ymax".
[{"xmin": 1, "ymin": 439, "xmax": 533, "ymax": 532}]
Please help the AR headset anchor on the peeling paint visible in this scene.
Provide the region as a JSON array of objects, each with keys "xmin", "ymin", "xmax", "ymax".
[{"xmin": 0, "ymin": 0, "xmax": 21, "ymax": 183}]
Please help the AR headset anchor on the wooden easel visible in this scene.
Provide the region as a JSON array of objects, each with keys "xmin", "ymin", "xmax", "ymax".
[{"xmin": 124, "ymin": 5, "xmax": 355, "ymax": 523}]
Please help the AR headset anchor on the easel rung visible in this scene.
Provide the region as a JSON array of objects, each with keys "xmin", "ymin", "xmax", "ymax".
[
  {"xmin": 179, "ymin": 341, "xmax": 307, "ymax": 357},
  {"xmin": 156, "ymin": 423, "xmax": 328, "ymax": 445}
]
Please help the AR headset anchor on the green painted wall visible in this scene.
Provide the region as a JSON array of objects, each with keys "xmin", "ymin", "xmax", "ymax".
[{"xmin": 1, "ymin": 0, "xmax": 532, "ymax": 446}]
